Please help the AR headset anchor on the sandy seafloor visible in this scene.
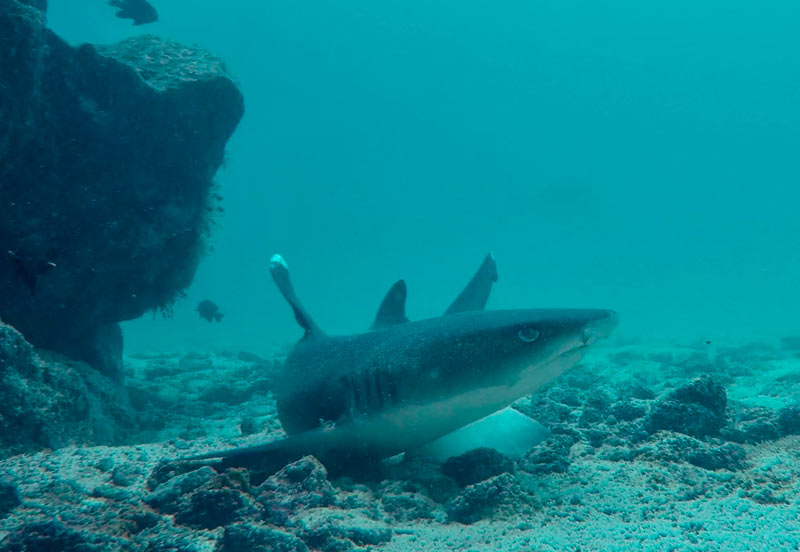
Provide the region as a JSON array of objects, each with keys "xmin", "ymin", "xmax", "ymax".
[{"xmin": 1, "ymin": 340, "xmax": 799, "ymax": 551}]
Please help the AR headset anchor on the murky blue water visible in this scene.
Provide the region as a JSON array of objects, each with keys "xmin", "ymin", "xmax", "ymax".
[{"xmin": 50, "ymin": 0, "xmax": 800, "ymax": 353}]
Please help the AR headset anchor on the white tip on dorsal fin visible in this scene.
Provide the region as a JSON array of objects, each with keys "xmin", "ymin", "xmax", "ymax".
[
  {"xmin": 269, "ymin": 254, "xmax": 324, "ymax": 338},
  {"xmin": 269, "ymin": 254, "xmax": 288, "ymax": 269}
]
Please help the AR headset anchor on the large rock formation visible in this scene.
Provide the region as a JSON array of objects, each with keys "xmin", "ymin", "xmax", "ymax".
[
  {"xmin": 0, "ymin": 321, "xmax": 136, "ymax": 457},
  {"xmin": 0, "ymin": 0, "xmax": 244, "ymax": 378}
]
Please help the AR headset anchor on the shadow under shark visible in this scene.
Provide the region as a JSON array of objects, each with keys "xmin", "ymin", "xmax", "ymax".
[{"xmin": 184, "ymin": 253, "xmax": 617, "ymax": 474}]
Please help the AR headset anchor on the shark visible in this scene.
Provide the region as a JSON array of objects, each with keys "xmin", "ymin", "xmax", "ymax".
[{"xmin": 185, "ymin": 253, "xmax": 617, "ymax": 472}]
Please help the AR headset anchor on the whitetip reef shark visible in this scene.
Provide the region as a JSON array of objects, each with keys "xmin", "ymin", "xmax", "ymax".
[{"xmin": 184, "ymin": 253, "xmax": 617, "ymax": 471}]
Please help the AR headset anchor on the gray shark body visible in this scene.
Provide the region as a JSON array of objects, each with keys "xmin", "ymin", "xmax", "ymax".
[{"xmin": 187, "ymin": 254, "xmax": 617, "ymax": 469}]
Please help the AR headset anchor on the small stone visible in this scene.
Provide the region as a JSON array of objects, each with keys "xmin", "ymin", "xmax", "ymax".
[
  {"xmin": 607, "ymin": 400, "xmax": 647, "ymax": 422},
  {"xmin": 446, "ymin": 473, "xmax": 533, "ymax": 524},
  {"xmin": 240, "ymin": 417, "xmax": 259, "ymax": 435},
  {"xmin": 256, "ymin": 456, "xmax": 336, "ymax": 526},
  {"xmin": 236, "ymin": 351, "xmax": 264, "ymax": 363},
  {"xmin": 671, "ymin": 375, "xmax": 727, "ymax": 415},
  {"xmin": 777, "ymin": 405, "xmax": 800, "ymax": 436},
  {"xmin": 380, "ymin": 491, "xmax": 442, "ymax": 522},
  {"xmin": 723, "ymin": 407, "xmax": 781, "ymax": 443},
  {"xmin": 0, "ymin": 480, "xmax": 21, "ymax": 519},
  {"xmin": 142, "ymin": 536, "xmax": 202, "ymax": 552},
  {"xmin": 441, "ymin": 447, "xmax": 513, "ymax": 487},
  {"xmin": 297, "ymin": 511, "xmax": 392, "ymax": 550},
  {"xmin": 687, "ymin": 443, "xmax": 747, "ymax": 471},
  {"xmin": 111, "ymin": 465, "xmax": 141, "ymax": 487},
  {"xmin": 95, "ymin": 457, "xmax": 114, "ymax": 472},
  {"xmin": 146, "ymin": 467, "xmax": 217, "ymax": 512},
  {"xmin": 1, "ymin": 520, "xmax": 111, "ymax": 551},
  {"xmin": 174, "ymin": 488, "xmax": 259, "ymax": 529},
  {"xmin": 216, "ymin": 523, "xmax": 309, "ymax": 552},
  {"xmin": 519, "ymin": 436, "xmax": 571, "ymax": 475},
  {"xmin": 644, "ymin": 375, "xmax": 727, "ymax": 438}
]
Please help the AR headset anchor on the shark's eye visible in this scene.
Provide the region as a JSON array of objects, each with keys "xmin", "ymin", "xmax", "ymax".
[{"xmin": 518, "ymin": 327, "xmax": 540, "ymax": 343}]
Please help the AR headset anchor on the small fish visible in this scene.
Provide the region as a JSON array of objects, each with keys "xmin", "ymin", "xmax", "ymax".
[
  {"xmin": 196, "ymin": 300, "xmax": 223, "ymax": 322},
  {"xmin": 7, "ymin": 249, "xmax": 56, "ymax": 295},
  {"xmin": 108, "ymin": 0, "xmax": 158, "ymax": 26}
]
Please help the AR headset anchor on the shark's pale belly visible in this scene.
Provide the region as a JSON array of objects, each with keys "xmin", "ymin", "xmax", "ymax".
[{"xmin": 327, "ymin": 348, "xmax": 586, "ymax": 457}]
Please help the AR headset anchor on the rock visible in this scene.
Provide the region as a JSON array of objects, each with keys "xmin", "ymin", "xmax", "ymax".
[
  {"xmin": 687, "ymin": 443, "xmax": 747, "ymax": 471},
  {"xmin": 380, "ymin": 490, "xmax": 442, "ymax": 522},
  {"xmin": 638, "ymin": 433, "xmax": 704, "ymax": 464},
  {"xmin": 0, "ymin": 480, "xmax": 20, "ymax": 519},
  {"xmin": 671, "ymin": 375, "xmax": 727, "ymax": 413},
  {"xmin": 446, "ymin": 473, "xmax": 533, "ymax": 524},
  {"xmin": 0, "ymin": 520, "xmax": 113, "ymax": 551},
  {"xmin": 515, "ymin": 394, "xmax": 575, "ymax": 426},
  {"xmin": 0, "ymin": 0, "xmax": 243, "ymax": 375},
  {"xmin": 111, "ymin": 464, "xmax": 142, "ymax": 487},
  {"xmin": 385, "ymin": 456, "xmax": 461, "ymax": 504},
  {"xmin": 0, "ymin": 322, "xmax": 136, "ymax": 457},
  {"xmin": 146, "ymin": 466, "xmax": 259, "ymax": 529},
  {"xmin": 777, "ymin": 405, "xmax": 800, "ymax": 436},
  {"xmin": 607, "ymin": 400, "xmax": 647, "ymax": 422},
  {"xmin": 519, "ymin": 435, "xmax": 572, "ymax": 475},
  {"xmin": 617, "ymin": 382, "xmax": 656, "ymax": 401},
  {"xmin": 95, "ymin": 457, "xmax": 115, "ymax": 472},
  {"xmin": 175, "ymin": 488, "xmax": 260, "ymax": 529},
  {"xmin": 237, "ymin": 351, "xmax": 264, "ymax": 363},
  {"xmin": 199, "ymin": 382, "xmax": 255, "ymax": 405},
  {"xmin": 141, "ymin": 537, "xmax": 202, "ymax": 552},
  {"xmin": 638, "ymin": 432, "xmax": 747, "ymax": 471},
  {"xmin": 255, "ymin": 456, "xmax": 337, "ymax": 526},
  {"xmin": 441, "ymin": 447, "xmax": 514, "ymax": 487},
  {"xmin": 240, "ymin": 417, "xmax": 260, "ymax": 435},
  {"xmin": 20, "ymin": 0, "xmax": 46, "ymax": 10},
  {"xmin": 723, "ymin": 407, "xmax": 781, "ymax": 444},
  {"xmin": 296, "ymin": 510, "xmax": 392, "ymax": 551},
  {"xmin": 644, "ymin": 376, "xmax": 727, "ymax": 438},
  {"xmin": 216, "ymin": 523, "xmax": 309, "ymax": 552},
  {"xmin": 146, "ymin": 466, "xmax": 218, "ymax": 511}
]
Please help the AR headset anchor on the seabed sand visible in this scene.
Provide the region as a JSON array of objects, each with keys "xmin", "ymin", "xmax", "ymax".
[{"xmin": 1, "ymin": 342, "xmax": 799, "ymax": 551}]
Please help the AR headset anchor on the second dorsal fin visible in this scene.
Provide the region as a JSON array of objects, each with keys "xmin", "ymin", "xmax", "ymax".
[
  {"xmin": 371, "ymin": 280, "xmax": 410, "ymax": 329},
  {"xmin": 445, "ymin": 252, "xmax": 498, "ymax": 315},
  {"xmin": 269, "ymin": 254, "xmax": 324, "ymax": 338}
]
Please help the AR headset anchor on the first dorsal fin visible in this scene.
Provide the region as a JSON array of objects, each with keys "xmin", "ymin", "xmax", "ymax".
[
  {"xmin": 371, "ymin": 280, "xmax": 410, "ymax": 330},
  {"xmin": 445, "ymin": 252, "xmax": 498, "ymax": 315},
  {"xmin": 269, "ymin": 254, "xmax": 324, "ymax": 338}
]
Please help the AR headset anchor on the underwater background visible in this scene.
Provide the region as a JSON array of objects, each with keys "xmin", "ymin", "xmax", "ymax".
[
  {"xmin": 2, "ymin": 1, "xmax": 800, "ymax": 551},
  {"xmin": 50, "ymin": 0, "xmax": 800, "ymax": 353}
]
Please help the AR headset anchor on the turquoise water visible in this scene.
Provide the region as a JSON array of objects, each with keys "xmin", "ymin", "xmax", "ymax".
[{"xmin": 50, "ymin": 0, "xmax": 800, "ymax": 353}]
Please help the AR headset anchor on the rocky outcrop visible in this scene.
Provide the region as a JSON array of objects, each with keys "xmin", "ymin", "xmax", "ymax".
[
  {"xmin": 0, "ymin": 322, "xmax": 136, "ymax": 458},
  {"xmin": 0, "ymin": 0, "xmax": 244, "ymax": 377}
]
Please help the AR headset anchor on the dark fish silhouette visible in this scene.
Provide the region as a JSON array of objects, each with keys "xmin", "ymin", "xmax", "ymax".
[
  {"xmin": 7, "ymin": 249, "xmax": 56, "ymax": 295},
  {"xmin": 196, "ymin": 300, "xmax": 223, "ymax": 322},
  {"xmin": 109, "ymin": 0, "xmax": 158, "ymax": 26}
]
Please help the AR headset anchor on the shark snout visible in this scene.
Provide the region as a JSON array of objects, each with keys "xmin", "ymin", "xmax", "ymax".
[{"xmin": 580, "ymin": 310, "xmax": 619, "ymax": 346}]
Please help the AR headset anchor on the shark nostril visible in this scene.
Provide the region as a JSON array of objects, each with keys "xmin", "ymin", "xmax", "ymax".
[{"xmin": 518, "ymin": 327, "xmax": 540, "ymax": 343}]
